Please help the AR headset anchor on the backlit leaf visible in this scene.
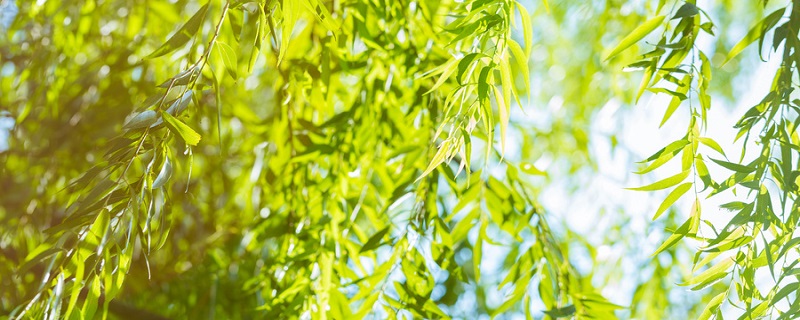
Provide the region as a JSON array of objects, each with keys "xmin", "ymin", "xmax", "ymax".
[
  {"xmin": 681, "ymin": 258, "xmax": 733, "ymax": 290},
  {"xmin": 360, "ymin": 227, "xmax": 390, "ymax": 253},
  {"xmin": 605, "ymin": 15, "xmax": 665, "ymax": 61},
  {"xmin": 698, "ymin": 291, "xmax": 727, "ymax": 320},
  {"xmin": 146, "ymin": 3, "xmax": 210, "ymax": 59},
  {"xmin": 723, "ymin": 8, "xmax": 785, "ymax": 65},
  {"xmin": 627, "ymin": 169, "xmax": 690, "ymax": 191},
  {"xmin": 672, "ymin": 3, "xmax": 699, "ymax": 20},
  {"xmin": 160, "ymin": 111, "xmax": 201, "ymax": 146},
  {"xmin": 709, "ymin": 158, "xmax": 755, "ymax": 173},
  {"xmin": 653, "ymin": 182, "xmax": 692, "ymax": 220}
]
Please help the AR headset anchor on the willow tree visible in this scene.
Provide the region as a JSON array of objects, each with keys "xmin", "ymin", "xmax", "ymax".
[{"xmin": 1, "ymin": 0, "xmax": 799, "ymax": 319}]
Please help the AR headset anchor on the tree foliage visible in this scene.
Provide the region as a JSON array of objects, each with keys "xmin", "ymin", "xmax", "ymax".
[{"xmin": 0, "ymin": 0, "xmax": 799, "ymax": 319}]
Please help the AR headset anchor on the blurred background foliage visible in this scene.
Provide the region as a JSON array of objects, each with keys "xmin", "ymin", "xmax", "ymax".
[{"xmin": 0, "ymin": 0, "xmax": 796, "ymax": 319}]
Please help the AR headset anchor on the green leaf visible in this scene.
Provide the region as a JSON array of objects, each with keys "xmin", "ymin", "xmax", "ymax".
[
  {"xmin": 216, "ymin": 42, "xmax": 238, "ymax": 79},
  {"xmin": 159, "ymin": 66, "xmax": 199, "ymax": 88},
  {"xmin": 544, "ymin": 305, "xmax": 576, "ymax": 318},
  {"xmin": 698, "ymin": 137, "xmax": 726, "ymax": 156},
  {"xmin": 65, "ymin": 254, "xmax": 86, "ymax": 318},
  {"xmin": 649, "ymin": 87, "xmax": 687, "ymax": 100},
  {"xmin": 772, "ymin": 282, "xmax": 799, "ymax": 304},
  {"xmin": 500, "ymin": 58, "xmax": 522, "ymax": 108},
  {"xmin": 635, "ymin": 58, "xmax": 657, "ymax": 103},
  {"xmin": 152, "ymin": 157, "xmax": 173, "ymax": 189},
  {"xmin": 722, "ymin": 7, "xmax": 786, "ymax": 65},
  {"xmin": 474, "ymin": 220, "xmax": 484, "ymax": 283},
  {"xmin": 160, "ymin": 111, "xmax": 202, "ymax": 146},
  {"xmin": 506, "ymin": 40, "xmax": 530, "ymax": 93},
  {"xmin": 19, "ymin": 247, "xmax": 64, "ymax": 275},
  {"xmin": 515, "ymin": 2, "xmax": 532, "ymax": 57},
  {"xmin": 146, "ymin": 3, "xmax": 210, "ymax": 59},
  {"xmin": 457, "ymin": 53, "xmax": 481, "ymax": 85},
  {"xmin": 627, "ymin": 169, "xmax": 690, "ymax": 191},
  {"xmin": 709, "ymin": 158, "xmax": 755, "ymax": 173},
  {"xmin": 477, "ymin": 67, "xmax": 490, "ymax": 104},
  {"xmin": 492, "ymin": 86, "xmax": 509, "ymax": 154},
  {"xmin": 681, "ymin": 258, "xmax": 733, "ymax": 290},
  {"xmin": 659, "ymin": 83, "xmax": 689, "ymax": 127},
  {"xmin": 424, "ymin": 58, "xmax": 458, "ymax": 95},
  {"xmin": 165, "ymin": 90, "xmax": 193, "ymax": 116},
  {"xmin": 604, "ymin": 15, "xmax": 665, "ymax": 61},
  {"xmin": 641, "ymin": 138, "xmax": 689, "ymax": 163},
  {"xmin": 359, "ymin": 227, "xmax": 390, "ymax": 253},
  {"xmin": 698, "ymin": 291, "xmax": 727, "ymax": 320},
  {"xmin": 652, "ymin": 219, "xmax": 690, "ymax": 256},
  {"xmin": 672, "ymin": 3, "xmax": 699, "ymax": 20},
  {"xmin": 302, "ymin": 0, "xmax": 339, "ymax": 32},
  {"xmin": 695, "ymin": 158, "xmax": 712, "ymax": 189},
  {"xmin": 739, "ymin": 300, "xmax": 769, "ymax": 320},
  {"xmin": 418, "ymin": 140, "xmax": 451, "ymax": 181},
  {"xmin": 278, "ymin": 0, "xmax": 298, "ymax": 65},
  {"xmin": 653, "ymin": 182, "xmax": 692, "ymax": 220},
  {"xmin": 122, "ymin": 110, "xmax": 159, "ymax": 130}
]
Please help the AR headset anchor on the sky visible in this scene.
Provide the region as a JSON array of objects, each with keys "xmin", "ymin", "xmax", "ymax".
[{"xmin": 532, "ymin": 40, "xmax": 787, "ymax": 316}]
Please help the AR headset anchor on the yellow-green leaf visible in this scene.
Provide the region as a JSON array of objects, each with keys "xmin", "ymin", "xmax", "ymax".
[
  {"xmin": 698, "ymin": 137, "xmax": 726, "ymax": 156},
  {"xmin": 515, "ymin": 2, "xmax": 532, "ymax": 57},
  {"xmin": 709, "ymin": 158, "xmax": 755, "ymax": 173},
  {"xmin": 146, "ymin": 3, "xmax": 210, "ymax": 59},
  {"xmin": 604, "ymin": 15, "xmax": 665, "ymax": 61},
  {"xmin": 653, "ymin": 182, "xmax": 692, "ymax": 220},
  {"xmin": 160, "ymin": 111, "xmax": 201, "ymax": 146},
  {"xmin": 627, "ymin": 169, "xmax": 690, "ymax": 191},
  {"xmin": 417, "ymin": 140, "xmax": 451, "ymax": 181},
  {"xmin": 302, "ymin": 0, "xmax": 339, "ymax": 32},
  {"xmin": 652, "ymin": 226, "xmax": 686, "ymax": 256},
  {"xmin": 152, "ymin": 157, "xmax": 173, "ymax": 189},
  {"xmin": 723, "ymin": 8, "xmax": 786, "ymax": 65},
  {"xmin": 122, "ymin": 110, "xmax": 158, "ymax": 130},
  {"xmin": 424, "ymin": 58, "xmax": 458, "ymax": 95},
  {"xmin": 681, "ymin": 258, "xmax": 733, "ymax": 290},
  {"xmin": 507, "ymin": 40, "xmax": 530, "ymax": 95},
  {"xmin": 492, "ymin": 86, "xmax": 509, "ymax": 155},
  {"xmin": 474, "ymin": 219, "xmax": 485, "ymax": 283},
  {"xmin": 698, "ymin": 291, "xmax": 727, "ymax": 320},
  {"xmin": 278, "ymin": 0, "xmax": 298, "ymax": 65},
  {"xmin": 360, "ymin": 227, "xmax": 390, "ymax": 253}
]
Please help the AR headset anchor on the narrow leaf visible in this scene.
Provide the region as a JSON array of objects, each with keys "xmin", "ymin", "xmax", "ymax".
[
  {"xmin": 653, "ymin": 182, "xmax": 692, "ymax": 220},
  {"xmin": 681, "ymin": 258, "xmax": 734, "ymax": 290},
  {"xmin": 605, "ymin": 15, "xmax": 665, "ymax": 61},
  {"xmin": 146, "ymin": 3, "xmax": 210, "ymax": 59},
  {"xmin": 160, "ymin": 111, "xmax": 202, "ymax": 146},
  {"xmin": 360, "ymin": 227, "xmax": 391, "ymax": 253},
  {"xmin": 457, "ymin": 53, "xmax": 481, "ymax": 85},
  {"xmin": 672, "ymin": 3, "xmax": 699, "ymax": 20},
  {"xmin": 627, "ymin": 169, "xmax": 690, "ymax": 191},
  {"xmin": 709, "ymin": 158, "xmax": 755, "ymax": 173},
  {"xmin": 152, "ymin": 157, "xmax": 173, "ymax": 189},
  {"xmin": 698, "ymin": 291, "xmax": 727, "ymax": 320},
  {"xmin": 652, "ymin": 219, "xmax": 690, "ymax": 256},
  {"xmin": 723, "ymin": 8, "xmax": 785, "ymax": 65},
  {"xmin": 425, "ymin": 58, "xmax": 458, "ymax": 95},
  {"xmin": 515, "ymin": 2, "xmax": 532, "ymax": 57},
  {"xmin": 492, "ymin": 86, "xmax": 509, "ymax": 155},
  {"xmin": 417, "ymin": 140, "xmax": 451, "ymax": 181},
  {"xmin": 123, "ymin": 110, "xmax": 159, "ymax": 130}
]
